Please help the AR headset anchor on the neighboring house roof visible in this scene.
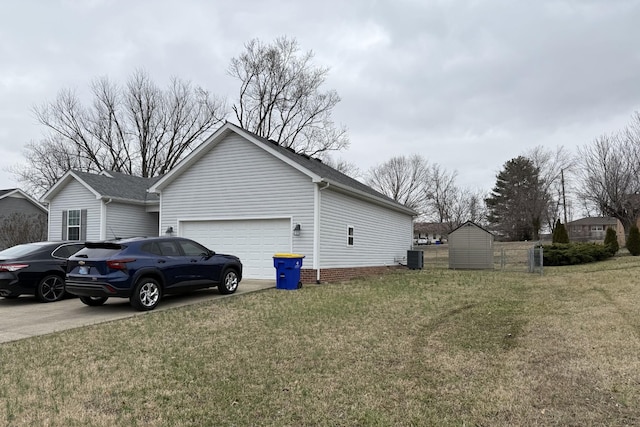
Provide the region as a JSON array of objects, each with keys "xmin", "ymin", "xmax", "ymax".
[
  {"xmin": 41, "ymin": 170, "xmax": 162, "ymax": 205},
  {"xmin": 0, "ymin": 188, "xmax": 47, "ymax": 213},
  {"xmin": 414, "ymin": 221, "xmax": 450, "ymax": 235},
  {"xmin": 149, "ymin": 122, "xmax": 418, "ymax": 215},
  {"xmin": 567, "ymin": 217, "xmax": 619, "ymax": 226}
]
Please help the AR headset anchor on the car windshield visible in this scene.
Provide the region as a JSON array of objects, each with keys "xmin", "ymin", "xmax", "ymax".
[{"xmin": 0, "ymin": 243, "xmax": 43, "ymax": 259}]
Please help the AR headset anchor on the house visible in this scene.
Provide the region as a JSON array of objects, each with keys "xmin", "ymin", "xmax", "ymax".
[
  {"xmin": 448, "ymin": 221, "xmax": 494, "ymax": 270},
  {"xmin": 0, "ymin": 188, "xmax": 48, "ymax": 248},
  {"xmin": 42, "ymin": 123, "xmax": 417, "ymax": 282},
  {"xmin": 413, "ymin": 221, "xmax": 449, "ymax": 244},
  {"xmin": 41, "ymin": 171, "xmax": 161, "ymax": 241},
  {"xmin": 566, "ymin": 217, "xmax": 624, "ymax": 246}
]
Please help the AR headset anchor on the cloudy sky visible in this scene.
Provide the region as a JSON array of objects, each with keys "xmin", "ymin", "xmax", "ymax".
[{"xmin": 1, "ymin": 0, "xmax": 639, "ymax": 195}]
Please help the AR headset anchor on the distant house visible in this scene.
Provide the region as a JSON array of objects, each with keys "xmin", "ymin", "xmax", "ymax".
[
  {"xmin": 0, "ymin": 188, "xmax": 48, "ymax": 248},
  {"xmin": 566, "ymin": 217, "xmax": 624, "ymax": 245},
  {"xmin": 414, "ymin": 221, "xmax": 449, "ymax": 244}
]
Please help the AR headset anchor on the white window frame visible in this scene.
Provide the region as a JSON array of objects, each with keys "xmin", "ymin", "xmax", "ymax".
[
  {"xmin": 591, "ymin": 225, "xmax": 604, "ymax": 232},
  {"xmin": 347, "ymin": 225, "xmax": 354, "ymax": 247},
  {"xmin": 67, "ymin": 209, "xmax": 81, "ymax": 241}
]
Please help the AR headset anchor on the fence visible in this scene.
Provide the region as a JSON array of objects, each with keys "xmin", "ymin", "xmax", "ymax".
[{"xmin": 418, "ymin": 242, "xmax": 543, "ymax": 273}]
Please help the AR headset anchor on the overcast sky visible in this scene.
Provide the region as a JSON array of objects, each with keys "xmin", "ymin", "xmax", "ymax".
[{"xmin": 1, "ymin": 0, "xmax": 639, "ymax": 196}]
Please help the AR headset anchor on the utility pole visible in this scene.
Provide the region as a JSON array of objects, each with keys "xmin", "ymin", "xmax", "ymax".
[{"xmin": 561, "ymin": 169, "xmax": 568, "ymax": 224}]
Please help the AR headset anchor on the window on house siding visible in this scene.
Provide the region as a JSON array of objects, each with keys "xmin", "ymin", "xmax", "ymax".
[
  {"xmin": 591, "ymin": 225, "xmax": 604, "ymax": 231},
  {"xmin": 67, "ymin": 210, "xmax": 81, "ymax": 241},
  {"xmin": 347, "ymin": 226, "xmax": 354, "ymax": 246}
]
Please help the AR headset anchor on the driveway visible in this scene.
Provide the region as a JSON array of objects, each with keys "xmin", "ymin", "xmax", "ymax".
[{"xmin": 0, "ymin": 279, "xmax": 274, "ymax": 344}]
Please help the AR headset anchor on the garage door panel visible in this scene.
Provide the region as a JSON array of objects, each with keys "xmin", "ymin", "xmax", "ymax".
[{"xmin": 181, "ymin": 219, "xmax": 291, "ymax": 279}]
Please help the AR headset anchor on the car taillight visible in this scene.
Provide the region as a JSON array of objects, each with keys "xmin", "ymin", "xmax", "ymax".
[
  {"xmin": 106, "ymin": 259, "xmax": 136, "ymax": 271},
  {"xmin": 0, "ymin": 264, "xmax": 29, "ymax": 272}
]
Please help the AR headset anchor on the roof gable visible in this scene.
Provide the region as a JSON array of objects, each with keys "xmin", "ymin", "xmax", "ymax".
[
  {"xmin": 41, "ymin": 170, "xmax": 161, "ymax": 204},
  {"xmin": 0, "ymin": 188, "xmax": 47, "ymax": 213},
  {"xmin": 149, "ymin": 122, "xmax": 417, "ymax": 215}
]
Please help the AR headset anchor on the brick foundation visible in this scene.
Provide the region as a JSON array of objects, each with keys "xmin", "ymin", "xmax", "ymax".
[{"xmin": 300, "ymin": 265, "xmax": 406, "ymax": 284}]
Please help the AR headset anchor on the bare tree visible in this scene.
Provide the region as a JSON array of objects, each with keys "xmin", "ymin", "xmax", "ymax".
[
  {"xmin": 0, "ymin": 212, "xmax": 47, "ymax": 249},
  {"xmin": 318, "ymin": 154, "xmax": 362, "ymax": 179},
  {"xmin": 578, "ymin": 117, "xmax": 640, "ymax": 235},
  {"xmin": 365, "ymin": 155, "xmax": 429, "ymax": 211},
  {"xmin": 525, "ymin": 145, "xmax": 575, "ymax": 229},
  {"xmin": 229, "ymin": 37, "xmax": 348, "ymax": 157},
  {"xmin": 424, "ymin": 164, "xmax": 458, "ymax": 223},
  {"xmin": 14, "ymin": 70, "xmax": 226, "ymax": 196}
]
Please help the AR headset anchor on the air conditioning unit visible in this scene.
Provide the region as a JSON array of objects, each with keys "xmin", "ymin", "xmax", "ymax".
[{"xmin": 407, "ymin": 250, "xmax": 423, "ymax": 270}]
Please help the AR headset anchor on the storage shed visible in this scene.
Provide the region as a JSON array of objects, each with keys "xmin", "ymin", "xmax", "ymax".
[{"xmin": 448, "ymin": 221, "xmax": 494, "ymax": 270}]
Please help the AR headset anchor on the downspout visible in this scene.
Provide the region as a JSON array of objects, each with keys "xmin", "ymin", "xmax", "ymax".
[
  {"xmin": 315, "ymin": 182, "xmax": 330, "ymax": 283},
  {"xmin": 101, "ymin": 198, "xmax": 113, "ymax": 240}
]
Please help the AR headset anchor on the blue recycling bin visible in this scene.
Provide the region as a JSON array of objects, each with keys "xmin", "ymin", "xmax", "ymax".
[{"xmin": 273, "ymin": 253, "xmax": 305, "ymax": 290}]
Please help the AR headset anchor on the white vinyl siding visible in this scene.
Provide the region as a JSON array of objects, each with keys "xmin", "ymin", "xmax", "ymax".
[
  {"xmin": 160, "ymin": 133, "xmax": 315, "ymax": 263},
  {"xmin": 105, "ymin": 202, "xmax": 159, "ymax": 239},
  {"xmin": 319, "ymin": 188, "xmax": 413, "ymax": 268},
  {"xmin": 47, "ymin": 180, "xmax": 102, "ymax": 241}
]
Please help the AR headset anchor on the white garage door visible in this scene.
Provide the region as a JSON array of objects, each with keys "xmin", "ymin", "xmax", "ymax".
[{"xmin": 180, "ymin": 219, "xmax": 291, "ymax": 279}]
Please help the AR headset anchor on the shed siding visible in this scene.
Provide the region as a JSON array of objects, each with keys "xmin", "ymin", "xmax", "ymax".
[
  {"xmin": 47, "ymin": 180, "xmax": 102, "ymax": 241},
  {"xmin": 106, "ymin": 202, "xmax": 158, "ymax": 239},
  {"xmin": 159, "ymin": 133, "xmax": 316, "ymax": 263},
  {"xmin": 319, "ymin": 187, "xmax": 412, "ymax": 268},
  {"xmin": 449, "ymin": 223, "xmax": 493, "ymax": 269}
]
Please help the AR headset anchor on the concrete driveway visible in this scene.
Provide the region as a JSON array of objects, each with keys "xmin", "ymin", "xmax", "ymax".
[{"xmin": 0, "ymin": 279, "xmax": 274, "ymax": 344}]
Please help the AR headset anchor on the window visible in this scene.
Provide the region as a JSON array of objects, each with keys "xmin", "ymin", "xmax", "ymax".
[
  {"xmin": 158, "ymin": 241, "xmax": 180, "ymax": 256},
  {"xmin": 67, "ymin": 210, "xmax": 81, "ymax": 241},
  {"xmin": 591, "ymin": 225, "xmax": 604, "ymax": 231},
  {"xmin": 347, "ymin": 226, "xmax": 354, "ymax": 246},
  {"xmin": 52, "ymin": 243, "xmax": 85, "ymax": 259},
  {"xmin": 178, "ymin": 240, "xmax": 209, "ymax": 257}
]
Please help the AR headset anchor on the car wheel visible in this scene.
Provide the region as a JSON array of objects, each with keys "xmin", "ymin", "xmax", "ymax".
[
  {"xmin": 79, "ymin": 296, "xmax": 108, "ymax": 306},
  {"xmin": 36, "ymin": 275, "xmax": 66, "ymax": 303},
  {"xmin": 130, "ymin": 277, "xmax": 162, "ymax": 311},
  {"xmin": 218, "ymin": 269, "xmax": 239, "ymax": 295}
]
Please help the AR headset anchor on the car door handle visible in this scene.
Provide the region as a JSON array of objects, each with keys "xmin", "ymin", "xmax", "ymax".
[{"xmin": 190, "ymin": 259, "xmax": 198, "ymax": 263}]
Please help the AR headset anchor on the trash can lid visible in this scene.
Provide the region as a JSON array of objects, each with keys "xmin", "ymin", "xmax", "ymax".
[{"xmin": 273, "ymin": 253, "xmax": 305, "ymax": 258}]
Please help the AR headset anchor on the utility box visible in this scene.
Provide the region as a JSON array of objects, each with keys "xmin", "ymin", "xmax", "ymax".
[{"xmin": 407, "ymin": 250, "xmax": 423, "ymax": 270}]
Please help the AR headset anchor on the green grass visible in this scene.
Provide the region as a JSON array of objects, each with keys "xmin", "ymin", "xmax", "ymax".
[{"xmin": 2, "ymin": 257, "xmax": 640, "ymax": 426}]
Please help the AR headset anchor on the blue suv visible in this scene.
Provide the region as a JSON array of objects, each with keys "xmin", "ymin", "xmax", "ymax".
[{"xmin": 66, "ymin": 237, "xmax": 242, "ymax": 311}]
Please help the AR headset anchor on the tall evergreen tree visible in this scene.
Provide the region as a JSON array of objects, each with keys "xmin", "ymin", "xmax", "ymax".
[
  {"xmin": 627, "ymin": 225, "xmax": 640, "ymax": 256},
  {"xmin": 485, "ymin": 156, "xmax": 550, "ymax": 241},
  {"xmin": 552, "ymin": 219, "xmax": 569, "ymax": 243}
]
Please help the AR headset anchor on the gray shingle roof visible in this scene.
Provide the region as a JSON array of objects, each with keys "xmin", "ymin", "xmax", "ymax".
[
  {"xmin": 0, "ymin": 189, "xmax": 17, "ymax": 198},
  {"xmin": 567, "ymin": 217, "xmax": 618, "ymax": 226},
  {"xmin": 72, "ymin": 170, "xmax": 161, "ymax": 202}
]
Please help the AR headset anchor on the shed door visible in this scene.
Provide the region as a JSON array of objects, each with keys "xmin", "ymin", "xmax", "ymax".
[{"xmin": 180, "ymin": 219, "xmax": 291, "ymax": 279}]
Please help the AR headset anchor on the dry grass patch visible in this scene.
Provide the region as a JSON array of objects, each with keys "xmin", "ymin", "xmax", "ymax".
[{"xmin": 2, "ymin": 258, "xmax": 640, "ymax": 425}]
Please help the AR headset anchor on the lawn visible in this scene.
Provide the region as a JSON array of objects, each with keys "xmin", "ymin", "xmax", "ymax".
[{"xmin": 2, "ymin": 256, "xmax": 640, "ymax": 426}]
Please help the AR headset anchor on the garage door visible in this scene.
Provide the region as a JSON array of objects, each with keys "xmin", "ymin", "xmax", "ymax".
[{"xmin": 180, "ymin": 219, "xmax": 291, "ymax": 279}]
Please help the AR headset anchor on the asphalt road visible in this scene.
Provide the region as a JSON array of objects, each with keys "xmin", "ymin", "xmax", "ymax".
[{"xmin": 0, "ymin": 279, "xmax": 274, "ymax": 344}]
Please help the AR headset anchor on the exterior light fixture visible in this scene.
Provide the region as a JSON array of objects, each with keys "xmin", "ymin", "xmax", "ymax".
[
  {"xmin": 293, "ymin": 223, "xmax": 301, "ymax": 236},
  {"xmin": 165, "ymin": 226, "xmax": 174, "ymax": 235}
]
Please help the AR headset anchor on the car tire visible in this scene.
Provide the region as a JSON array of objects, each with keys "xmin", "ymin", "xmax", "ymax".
[
  {"xmin": 218, "ymin": 269, "xmax": 239, "ymax": 295},
  {"xmin": 36, "ymin": 275, "xmax": 66, "ymax": 303},
  {"xmin": 130, "ymin": 277, "xmax": 162, "ymax": 311},
  {"xmin": 80, "ymin": 296, "xmax": 108, "ymax": 306}
]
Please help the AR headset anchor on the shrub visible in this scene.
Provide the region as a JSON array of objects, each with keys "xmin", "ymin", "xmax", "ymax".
[
  {"xmin": 542, "ymin": 242, "xmax": 614, "ymax": 266},
  {"xmin": 552, "ymin": 220, "xmax": 569, "ymax": 244},
  {"xmin": 627, "ymin": 225, "xmax": 640, "ymax": 256},
  {"xmin": 604, "ymin": 227, "xmax": 619, "ymax": 255}
]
